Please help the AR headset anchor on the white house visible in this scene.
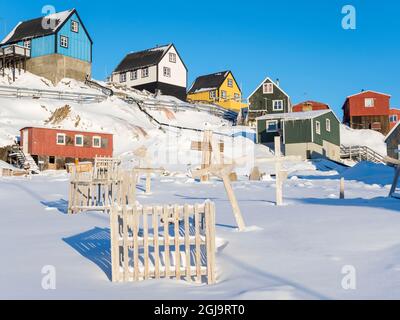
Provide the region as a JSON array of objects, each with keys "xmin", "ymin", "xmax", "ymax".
[{"xmin": 111, "ymin": 43, "xmax": 188, "ymax": 101}]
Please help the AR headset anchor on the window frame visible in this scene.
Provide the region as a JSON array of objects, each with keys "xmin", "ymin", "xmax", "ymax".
[
  {"xmin": 75, "ymin": 134, "xmax": 84, "ymax": 147},
  {"xmin": 234, "ymin": 93, "xmax": 240, "ymax": 101},
  {"xmin": 227, "ymin": 79, "xmax": 233, "ymax": 88},
  {"xmin": 169, "ymin": 52, "xmax": 176, "ymax": 63},
  {"xmin": 221, "ymin": 90, "xmax": 227, "ymax": 100},
  {"xmin": 130, "ymin": 70, "xmax": 137, "ymax": 81},
  {"xmin": 365, "ymin": 98, "xmax": 375, "ymax": 108},
  {"xmin": 163, "ymin": 66, "xmax": 171, "ymax": 78},
  {"xmin": 120, "ymin": 72, "xmax": 127, "ymax": 83},
  {"xmin": 316, "ymin": 121, "xmax": 321, "ymax": 135},
  {"xmin": 389, "ymin": 115, "xmax": 398, "ymax": 123},
  {"xmin": 56, "ymin": 133, "xmax": 66, "ymax": 145},
  {"xmin": 60, "ymin": 35, "xmax": 69, "ymax": 48},
  {"xmin": 23, "ymin": 40, "xmax": 31, "ymax": 49},
  {"xmin": 326, "ymin": 119, "xmax": 331, "ymax": 132},
  {"xmin": 266, "ymin": 120, "xmax": 279, "ymax": 133},
  {"xmin": 142, "ymin": 67, "xmax": 149, "ymax": 78},
  {"xmin": 209, "ymin": 91, "xmax": 216, "ymax": 100},
  {"xmin": 92, "ymin": 136, "xmax": 101, "ymax": 148},
  {"xmin": 263, "ymin": 83, "xmax": 274, "ymax": 94},
  {"xmin": 272, "ymin": 100, "xmax": 284, "ymax": 111},
  {"xmin": 71, "ymin": 20, "xmax": 79, "ymax": 33}
]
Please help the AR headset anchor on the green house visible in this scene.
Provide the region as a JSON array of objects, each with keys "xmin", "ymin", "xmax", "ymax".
[{"xmin": 256, "ymin": 110, "xmax": 341, "ymax": 161}]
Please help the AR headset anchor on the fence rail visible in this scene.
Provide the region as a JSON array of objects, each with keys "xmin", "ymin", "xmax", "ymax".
[
  {"xmin": 110, "ymin": 201, "xmax": 216, "ymax": 284},
  {"xmin": 0, "ymin": 85, "xmax": 107, "ymax": 104},
  {"xmin": 340, "ymin": 145, "xmax": 385, "ymax": 164}
]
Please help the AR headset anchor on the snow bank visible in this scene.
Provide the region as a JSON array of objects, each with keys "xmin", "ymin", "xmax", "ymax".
[
  {"xmin": 342, "ymin": 161, "xmax": 395, "ymax": 186},
  {"xmin": 341, "ymin": 125, "xmax": 387, "ymax": 155}
]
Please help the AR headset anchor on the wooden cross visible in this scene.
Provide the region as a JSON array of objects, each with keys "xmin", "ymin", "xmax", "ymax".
[
  {"xmin": 256, "ymin": 136, "xmax": 301, "ymax": 206},
  {"xmin": 385, "ymin": 156, "xmax": 400, "ymax": 199},
  {"xmin": 191, "ymin": 130, "xmax": 224, "ymax": 182},
  {"xmin": 192, "ymin": 163, "xmax": 246, "ymax": 232},
  {"xmin": 133, "ymin": 167, "xmax": 165, "ymax": 194}
]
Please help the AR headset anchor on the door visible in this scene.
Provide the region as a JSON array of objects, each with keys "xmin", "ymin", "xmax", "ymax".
[{"xmin": 22, "ymin": 129, "xmax": 29, "ymax": 154}]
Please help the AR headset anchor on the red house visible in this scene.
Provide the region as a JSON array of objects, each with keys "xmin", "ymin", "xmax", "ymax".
[
  {"xmin": 389, "ymin": 109, "xmax": 400, "ymax": 130},
  {"xmin": 20, "ymin": 127, "xmax": 113, "ymax": 170},
  {"xmin": 342, "ymin": 90, "xmax": 391, "ymax": 134},
  {"xmin": 292, "ymin": 101, "xmax": 330, "ymax": 113}
]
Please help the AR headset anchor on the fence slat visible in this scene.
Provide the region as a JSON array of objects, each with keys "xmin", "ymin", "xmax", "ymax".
[
  {"xmin": 153, "ymin": 207, "xmax": 160, "ymax": 279},
  {"xmin": 184, "ymin": 204, "xmax": 191, "ymax": 281},
  {"xmin": 164, "ymin": 205, "xmax": 171, "ymax": 278},
  {"xmin": 143, "ymin": 207, "xmax": 149, "ymax": 280},
  {"xmin": 195, "ymin": 204, "xmax": 202, "ymax": 283},
  {"xmin": 133, "ymin": 207, "xmax": 139, "ymax": 281},
  {"xmin": 174, "ymin": 205, "xmax": 181, "ymax": 280}
]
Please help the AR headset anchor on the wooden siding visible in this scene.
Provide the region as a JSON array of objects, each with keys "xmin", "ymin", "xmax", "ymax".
[
  {"xmin": 56, "ymin": 12, "xmax": 92, "ymax": 62},
  {"xmin": 18, "ymin": 35, "xmax": 55, "ymax": 58},
  {"xmin": 313, "ymin": 112, "xmax": 341, "ymax": 147},
  {"xmin": 387, "ymin": 125, "xmax": 400, "ymax": 159},
  {"xmin": 256, "ymin": 119, "xmax": 282, "ymax": 143},
  {"xmin": 284, "ymin": 119, "xmax": 312, "ymax": 144}
]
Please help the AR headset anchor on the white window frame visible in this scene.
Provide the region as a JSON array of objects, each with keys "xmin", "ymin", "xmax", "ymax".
[
  {"xmin": 92, "ymin": 136, "xmax": 101, "ymax": 148},
  {"xmin": 365, "ymin": 98, "xmax": 375, "ymax": 108},
  {"xmin": 326, "ymin": 119, "xmax": 331, "ymax": 132},
  {"xmin": 209, "ymin": 91, "xmax": 216, "ymax": 100},
  {"xmin": 273, "ymin": 100, "xmax": 284, "ymax": 111},
  {"xmin": 316, "ymin": 121, "xmax": 321, "ymax": 135},
  {"xmin": 234, "ymin": 93, "xmax": 240, "ymax": 101},
  {"xmin": 163, "ymin": 66, "xmax": 171, "ymax": 78},
  {"xmin": 71, "ymin": 20, "xmax": 79, "ymax": 33},
  {"xmin": 263, "ymin": 83, "xmax": 274, "ymax": 94},
  {"xmin": 75, "ymin": 135, "xmax": 84, "ymax": 147},
  {"xmin": 221, "ymin": 90, "xmax": 227, "ymax": 100},
  {"xmin": 56, "ymin": 133, "xmax": 66, "ymax": 145},
  {"xmin": 23, "ymin": 40, "xmax": 31, "ymax": 49},
  {"xmin": 130, "ymin": 70, "xmax": 137, "ymax": 80},
  {"xmin": 60, "ymin": 35, "xmax": 69, "ymax": 48},
  {"xmin": 142, "ymin": 68, "xmax": 149, "ymax": 78},
  {"xmin": 389, "ymin": 115, "xmax": 398, "ymax": 123},
  {"xmin": 266, "ymin": 120, "xmax": 279, "ymax": 133},
  {"xmin": 169, "ymin": 52, "xmax": 176, "ymax": 63},
  {"xmin": 227, "ymin": 79, "xmax": 233, "ymax": 87},
  {"xmin": 120, "ymin": 72, "xmax": 127, "ymax": 83}
]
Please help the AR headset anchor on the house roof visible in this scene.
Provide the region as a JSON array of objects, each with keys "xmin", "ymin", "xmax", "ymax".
[
  {"xmin": 256, "ymin": 109, "xmax": 334, "ymax": 121},
  {"xmin": 346, "ymin": 90, "xmax": 392, "ymax": 99},
  {"xmin": 187, "ymin": 71, "xmax": 235, "ymax": 94},
  {"xmin": 385, "ymin": 121, "xmax": 400, "ymax": 142},
  {"xmin": 0, "ymin": 9, "xmax": 84, "ymax": 45},
  {"xmin": 247, "ymin": 77, "xmax": 291, "ymax": 101},
  {"xmin": 20, "ymin": 126, "xmax": 113, "ymax": 136},
  {"xmin": 114, "ymin": 44, "xmax": 179, "ymax": 73},
  {"xmin": 292, "ymin": 100, "xmax": 330, "ymax": 108}
]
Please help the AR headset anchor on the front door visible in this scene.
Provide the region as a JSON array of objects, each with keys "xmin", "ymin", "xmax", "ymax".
[{"xmin": 22, "ymin": 129, "xmax": 29, "ymax": 154}]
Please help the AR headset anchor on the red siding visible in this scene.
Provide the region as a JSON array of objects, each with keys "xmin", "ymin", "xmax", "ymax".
[
  {"xmin": 20, "ymin": 127, "xmax": 113, "ymax": 159},
  {"xmin": 292, "ymin": 101, "xmax": 329, "ymax": 113},
  {"xmin": 390, "ymin": 109, "xmax": 400, "ymax": 129},
  {"xmin": 345, "ymin": 91, "xmax": 390, "ymax": 117}
]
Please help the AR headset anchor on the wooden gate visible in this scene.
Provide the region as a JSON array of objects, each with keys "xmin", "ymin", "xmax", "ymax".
[{"xmin": 110, "ymin": 201, "xmax": 216, "ymax": 284}]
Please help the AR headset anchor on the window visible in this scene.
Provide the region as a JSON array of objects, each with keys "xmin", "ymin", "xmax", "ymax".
[
  {"xmin": 365, "ymin": 98, "xmax": 375, "ymax": 107},
  {"xmin": 120, "ymin": 72, "xmax": 126, "ymax": 83},
  {"xmin": 23, "ymin": 40, "xmax": 31, "ymax": 49},
  {"xmin": 71, "ymin": 20, "xmax": 79, "ymax": 33},
  {"xmin": 390, "ymin": 115, "xmax": 398, "ymax": 123},
  {"xmin": 169, "ymin": 52, "xmax": 176, "ymax": 63},
  {"xmin": 234, "ymin": 93, "xmax": 240, "ymax": 101},
  {"xmin": 273, "ymin": 100, "xmax": 284, "ymax": 111},
  {"xmin": 163, "ymin": 67, "xmax": 171, "ymax": 77},
  {"xmin": 56, "ymin": 133, "xmax": 66, "ymax": 145},
  {"xmin": 130, "ymin": 70, "xmax": 137, "ymax": 80},
  {"xmin": 142, "ymin": 68, "xmax": 149, "ymax": 78},
  {"xmin": 221, "ymin": 90, "xmax": 227, "ymax": 99},
  {"xmin": 92, "ymin": 136, "xmax": 101, "ymax": 148},
  {"xmin": 60, "ymin": 35, "xmax": 69, "ymax": 48},
  {"xmin": 263, "ymin": 83, "xmax": 274, "ymax": 94},
  {"xmin": 266, "ymin": 120, "xmax": 279, "ymax": 132},
  {"xmin": 316, "ymin": 121, "xmax": 321, "ymax": 135},
  {"xmin": 209, "ymin": 91, "xmax": 216, "ymax": 100},
  {"xmin": 75, "ymin": 135, "xmax": 83, "ymax": 147},
  {"xmin": 227, "ymin": 79, "xmax": 233, "ymax": 87},
  {"xmin": 326, "ymin": 119, "xmax": 331, "ymax": 132},
  {"xmin": 49, "ymin": 156, "xmax": 55, "ymax": 164}
]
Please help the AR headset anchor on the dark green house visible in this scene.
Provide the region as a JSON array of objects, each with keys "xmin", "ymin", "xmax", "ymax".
[
  {"xmin": 256, "ymin": 110, "xmax": 341, "ymax": 161},
  {"xmin": 385, "ymin": 122, "xmax": 400, "ymax": 159},
  {"xmin": 247, "ymin": 77, "xmax": 291, "ymax": 127}
]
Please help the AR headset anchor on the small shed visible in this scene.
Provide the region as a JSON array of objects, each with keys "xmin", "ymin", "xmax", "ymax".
[
  {"xmin": 20, "ymin": 127, "xmax": 113, "ymax": 170},
  {"xmin": 385, "ymin": 122, "xmax": 400, "ymax": 159},
  {"xmin": 256, "ymin": 110, "xmax": 341, "ymax": 161}
]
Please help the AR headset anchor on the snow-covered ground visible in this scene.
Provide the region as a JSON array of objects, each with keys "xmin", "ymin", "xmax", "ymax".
[
  {"xmin": 0, "ymin": 162, "xmax": 399, "ymax": 300},
  {"xmin": 0, "ymin": 71, "xmax": 399, "ymax": 300}
]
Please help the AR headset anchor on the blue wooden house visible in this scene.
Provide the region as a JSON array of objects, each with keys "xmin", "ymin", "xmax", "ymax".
[{"xmin": 0, "ymin": 8, "xmax": 92, "ymax": 84}]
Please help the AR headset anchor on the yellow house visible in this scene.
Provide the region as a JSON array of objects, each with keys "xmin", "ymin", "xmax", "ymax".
[{"xmin": 187, "ymin": 71, "xmax": 246, "ymax": 112}]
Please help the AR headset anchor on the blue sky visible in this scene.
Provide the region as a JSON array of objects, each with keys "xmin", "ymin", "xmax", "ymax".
[{"xmin": 0, "ymin": 0, "xmax": 399, "ymax": 116}]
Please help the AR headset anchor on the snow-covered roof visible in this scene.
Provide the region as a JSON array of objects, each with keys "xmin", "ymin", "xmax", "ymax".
[
  {"xmin": 1, "ymin": 9, "xmax": 76, "ymax": 45},
  {"xmin": 346, "ymin": 90, "xmax": 392, "ymax": 99},
  {"xmin": 256, "ymin": 110, "xmax": 333, "ymax": 121}
]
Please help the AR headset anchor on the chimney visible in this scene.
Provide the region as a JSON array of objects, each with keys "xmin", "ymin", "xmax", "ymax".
[{"xmin": 276, "ymin": 78, "xmax": 280, "ymax": 87}]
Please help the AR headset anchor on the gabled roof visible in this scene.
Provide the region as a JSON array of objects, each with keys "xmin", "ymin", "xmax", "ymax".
[
  {"xmin": 385, "ymin": 121, "xmax": 400, "ymax": 142},
  {"xmin": 188, "ymin": 71, "xmax": 238, "ymax": 94},
  {"xmin": 247, "ymin": 76, "xmax": 291, "ymax": 101},
  {"xmin": 113, "ymin": 44, "xmax": 187, "ymax": 73},
  {"xmin": 0, "ymin": 9, "xmax": 92, "ymax": 45},
  {"xmin": 293, "ymin": 100, "xmax": 330, "ymax": 108},
  {"xmin": 256, "ymin": 109, "xmax": 338, "ymax": 122},
  {"xmin": 346, "ymin": 90, "xmax": 392, "ymax": 99}
]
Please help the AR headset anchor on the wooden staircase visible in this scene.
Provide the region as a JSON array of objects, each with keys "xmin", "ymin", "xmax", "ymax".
[
  {"xmin": 340, "ymin": 145, "xmax": 385, "ymax": 164},
  {"xmin": 8, "ymin": 145, "xmax": 40, "ymax": 173}
]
